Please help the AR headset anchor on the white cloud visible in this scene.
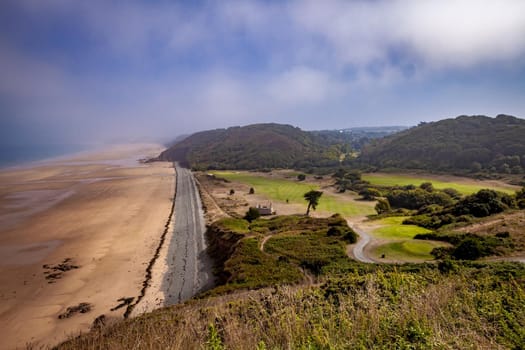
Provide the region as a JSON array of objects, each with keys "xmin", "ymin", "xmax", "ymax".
[
  {"xmin": 2, "ymin": 0, "xmax": 525, "ymax": 144},
  {"xmin": 290, "ymin": 0, "xmax": 525, "ymax": 70},
  {"xmin": 266, "ymin": 66, "xmax": 340, "ymax": 104}
]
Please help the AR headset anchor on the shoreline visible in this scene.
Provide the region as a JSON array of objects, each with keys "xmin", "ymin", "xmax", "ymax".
[{"xmin": 0, "ymin": 143, "xmax": 174, "ymax": 349}]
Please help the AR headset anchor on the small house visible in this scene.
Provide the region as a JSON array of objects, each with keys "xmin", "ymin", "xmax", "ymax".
[{"xmin": 256, "ymin": 203, "xmax": 275, "ymax": 216}]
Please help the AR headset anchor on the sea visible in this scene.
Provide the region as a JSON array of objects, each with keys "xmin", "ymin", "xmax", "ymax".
[{"xmin": 0, "ymin": 144, "xmax": 90, "ymax": 169}]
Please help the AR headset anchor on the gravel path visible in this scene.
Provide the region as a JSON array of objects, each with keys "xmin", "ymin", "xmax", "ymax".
[{"xmin": 163, "ymin": 164, "xmax": 214, "ymax": 305}]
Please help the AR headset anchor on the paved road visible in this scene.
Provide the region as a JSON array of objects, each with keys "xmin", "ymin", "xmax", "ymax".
[
  {"xmin": 347, "ymin": 220, "xmax": 375, "ymax": 263},
  {"xmin": 163, "ymin": 164, "xmax": 214, "ymax": 305}
]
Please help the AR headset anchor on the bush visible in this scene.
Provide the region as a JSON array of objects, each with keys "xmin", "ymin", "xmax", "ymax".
[
  {"xmin": 244, "ymin": 207, "xmax": 261, "ymax": 222},
  {"xmin": 452, "ymin": 238, "xmax": 484, "ymax": 260},
  {"xmin": 387, "ymin": 189, "xmax": 453, "ymax": 210},
  {"xmin": 420, "ymin": 182, "xmax": 434, "ymax": 192},
  {"xmin": 453, "ymin": 189, "xmax": 511, "ymax": 217},
  {"xmin": 343, "ymin": 230, "xmax": 358, "ymax": 244},
  {"xmin": 442, "ymin": 188, "xmax": 462, "ymax": 199},
  {"xmin": 438, "ymin": 259, "xmax": 457, "ymax": 273},
  {"xmin": 327, "ymin": 226, "xmax": 343, "ymax": 236},
  {"xmin": 375, "ymin": 198, "xmax": 391, "ymax": 214},
  {"xmin": 297, "ymin": 174, "xmax": 306, "ymax": 181},
  {"xmin": 359, "ymin": 188, "xmax": 381, "ymax": 200}
]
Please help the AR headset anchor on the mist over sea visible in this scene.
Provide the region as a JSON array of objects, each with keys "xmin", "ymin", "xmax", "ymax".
[{"xmin": 0, "ymin": 144, "xmax": 89, "ymax": 168}]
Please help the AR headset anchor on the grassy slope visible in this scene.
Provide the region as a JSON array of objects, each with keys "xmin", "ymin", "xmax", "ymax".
[
  {"xmin": 371, "ymin": 217, "xmax": 432, "ymax": 239},
  {"xmin": 367, "ymin": 217, "xmax": 445, "ymax": 262},
  {"xmin": 57, "ymin": 263, "xmax": 525, "ymax": 350},
  {"xmin": 363, "ymin": 173, "xmax": 517, "ymax": 194},
  {"xmin": 213, "ymin": 171, "xmax": 375, "ymax": 217},
  {"xmin": 372, "ymin": 240, "xmax": 450, "ymax": 261}
]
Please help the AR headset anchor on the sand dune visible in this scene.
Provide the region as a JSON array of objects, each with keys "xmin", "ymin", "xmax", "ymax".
[{"xmin": 0, "ymin": 144, "xmax": 174, "ymax": 349}]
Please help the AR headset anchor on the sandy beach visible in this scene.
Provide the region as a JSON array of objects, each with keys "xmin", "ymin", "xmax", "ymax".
[{"xmin": 0, "ymin": 144, "xmax": 174, "ymax": 349}]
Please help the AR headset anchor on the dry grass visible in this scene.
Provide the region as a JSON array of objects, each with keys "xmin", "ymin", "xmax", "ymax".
[
  {"xmin": 55, "ymin": 263, "xmax": 525, "ymax": 350},
  {"xmin": 456, "ymin": 210, "xmax": 525, "ymax": 254}
]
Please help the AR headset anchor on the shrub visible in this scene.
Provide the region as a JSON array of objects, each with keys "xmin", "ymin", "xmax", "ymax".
[
  {"xmin": 453, "ymin": 189, "xmax": 511, "ymax": 217},
  {"xmin": 420, "ymin": 182, "xmax": 434, "ymax": 192},
  {"xmin": 442, "ymin": 188, "xmax": 462, "ymax": 199},
  {"xmin": 452, "ymin": 238, "xmax": 484, "ymax": 260},
  {"xmin": 343, "ymin": 230, "xmax": 358, "ymax": 244},
  {"xmin": 244, "ymin": 207, "xmax": 261, "ymax": 222},
  {"xmin": 375, "ymin": 198, "xmax": 391, "ymax": 214},
  {"xmin": 327, "ymin": 226, "xmax": 343, "ymax": 236},
  {"xmin": 359, "ymin": 188, "xmax": 381, "ymax": 200},
  {"xmin": 438, "ymin": 259, "xmax": 457, "ymax": 273}
]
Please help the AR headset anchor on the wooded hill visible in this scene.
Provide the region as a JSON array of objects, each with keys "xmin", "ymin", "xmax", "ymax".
[
  {"xmin": 158, "ymin": 123, "xmax": 340, "ymax": 170},
  {"xmin": 158, "ymin": 115, "xmax": 525, "ymax": 173},
  {"xmin": 359, "ymin": 114, "xmax": 525, "ymax": 174},
  {"xmin": 157, "ymin": 123, "xmax": 404, "ymax": 170}
]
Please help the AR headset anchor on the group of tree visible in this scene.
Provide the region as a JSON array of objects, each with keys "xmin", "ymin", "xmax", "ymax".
[
  {"xmin": 359, "ymin": 115, "xmax": 525, "ymax": 174},
  {"xmin": 157, "ymin": 123, "xmax": 388, "ymax": 171},
  {"xmin": 401, "ymin": 188, "xmax": 522, "ymax": 230},
  {"xmin": 332, "ymin": 168, "xmax": 370, "ymax": 193}
]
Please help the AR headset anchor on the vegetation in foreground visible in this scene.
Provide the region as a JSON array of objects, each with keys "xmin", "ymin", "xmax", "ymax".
[
  {"xmin": 205, "ymin": 215, "xmax": 356, "ymax": 295},
  {"xmin": 56, "ymin": 262, "xmax": 525, "ymax": 349}
]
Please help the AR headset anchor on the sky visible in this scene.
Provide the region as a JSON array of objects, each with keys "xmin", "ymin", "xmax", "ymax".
[{"xmin": 1, "ymin": 0, "xmax": 525, "ymax": 146}]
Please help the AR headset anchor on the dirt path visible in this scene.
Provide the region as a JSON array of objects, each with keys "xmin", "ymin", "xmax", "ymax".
[{"xmin": 260, "ymin": 235, "xmax": 271, "ymax": 252}]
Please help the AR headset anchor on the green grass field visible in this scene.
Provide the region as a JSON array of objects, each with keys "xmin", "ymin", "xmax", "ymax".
[
  {"xmin": 372, "ymin": 240, "xmax": 449, "ymax": 262},
  {"xmin": 213, "ymin": 171, "xmax": 375, "ymax": 217},
  {"xmin": 362, "ymin": 173, "xmax": 517, "ymax": 195},
  {"xmin": 371, "ymin": 217, "xmax": 432, "ymax": 239}
]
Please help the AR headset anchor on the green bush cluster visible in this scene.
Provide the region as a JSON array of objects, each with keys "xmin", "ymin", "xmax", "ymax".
[{"xmin": 415, "ymin": 232, "xmax": 514, "ymax": 260}]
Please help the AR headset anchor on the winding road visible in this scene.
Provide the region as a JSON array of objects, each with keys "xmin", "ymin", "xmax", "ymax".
[
  {"xmin": 347, "ymin": 220, "xmax": 375, "ymax": 263},
  {"xmin": 163, "ymin": 164, "xmax": 214, "ymax": 305}
]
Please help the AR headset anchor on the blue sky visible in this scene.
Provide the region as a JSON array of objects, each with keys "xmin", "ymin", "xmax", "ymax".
[{"xmin": 1, "ymin": 0, "xmax": 525, "ymax": 145}]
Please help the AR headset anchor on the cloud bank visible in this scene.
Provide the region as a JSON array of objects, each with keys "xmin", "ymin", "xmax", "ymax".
[{"xmin": 1, "ymin": 0, "xmax": 525, "ymax": 144}]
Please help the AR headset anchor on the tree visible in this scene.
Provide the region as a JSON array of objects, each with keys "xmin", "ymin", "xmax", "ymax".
[
  {"xmin": 229, "ymin": 189, "xmax": 235, "ymax": 195},
  {"xmin": 420, "ymin": 182, "xmax": 434, "ymax": 192},
  {"xmin": 359, "ymin": 188, "xmax": 381, "ymax": 200},
  {"xmin": 304, "ymin": 190, "xmax": 323, "ymax": 216},
  {"xmin": 244, "ymin": 207, "xmax": 260, "ymax": 222},
  {"xmin": 375, "ymin": 198, "xmax": 391, "ymax": 214},
  {"xmin": 335, "ymin": 178, "xmax": 349, "ymax": 193},
  {"xmin": 249, "ymin": 187, "xmax": 255, "ymax": 194}
]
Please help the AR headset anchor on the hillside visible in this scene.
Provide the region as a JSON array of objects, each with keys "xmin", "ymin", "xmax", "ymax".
[
  {"xmin": 157, "ymin": 123, "xmax": 332, "ymax": 170},
  {"xmin": 359, "ymin": 114, "xmax": 525, "ymax": 174},
  {"xmin": 157, "ymin": 123, "xmax": 405, "ymax": 170},
  {"xmin": 56, "ymin": 214, "xmax": 525, "ymax": 349}
]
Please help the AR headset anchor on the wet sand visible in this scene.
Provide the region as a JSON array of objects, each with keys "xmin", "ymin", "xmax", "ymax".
[{"xmin": 0, "ymin": 144, "xmax": 174, "ymax": 349}]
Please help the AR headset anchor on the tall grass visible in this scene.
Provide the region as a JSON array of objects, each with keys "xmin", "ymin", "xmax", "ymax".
[{"xmin": 56, "ymin": 263, "xmax": 525, "ymax": 349}]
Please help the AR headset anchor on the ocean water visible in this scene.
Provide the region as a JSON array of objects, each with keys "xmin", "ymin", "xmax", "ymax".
[{"xmin": 0, "ymin": 144, "xmax": 89, "ymax": 169}]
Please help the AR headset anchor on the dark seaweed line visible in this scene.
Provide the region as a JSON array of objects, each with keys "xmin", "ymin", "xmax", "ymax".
[{"xmin": 124, "ymin": 164, "xmax": 177, "ymax": 318}]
